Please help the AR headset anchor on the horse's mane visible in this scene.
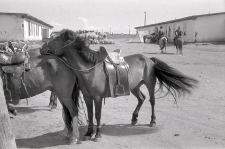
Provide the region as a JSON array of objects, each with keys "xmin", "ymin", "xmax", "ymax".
[{"xmin": 60, "ymin": 29, "xmax": 108, "ymax": 63}]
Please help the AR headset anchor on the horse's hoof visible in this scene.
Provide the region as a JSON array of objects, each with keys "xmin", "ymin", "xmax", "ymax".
[
  {"xmin": 93, "ymin": 134, "xmax": 102, "ymax": 142},
  {"xmin": 150, "ymin": 122, "xmax": 156, "ymax": 127},
  {"xmin": 69, "ymin": 138, "xmax": 79, "ymax": 145},
  {"xmin": 83, "ymin": 136, "xmax": 92, "ymax": 141},
  {"xmin": 12, "ymin": 110, "xmax": 17, "ymax": 116},
  {"xmin": 93, "ymin": 137, "xmax": 102, "ymax": 142},
  {"xmin": 131, "ymin": 120, "xmax": 137, "ymax": 125}
]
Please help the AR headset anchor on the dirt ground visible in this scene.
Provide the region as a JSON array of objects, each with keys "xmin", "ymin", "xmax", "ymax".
[{"xmin": 10, "ymin": 38, "xmax": 225, "ymax": 149}]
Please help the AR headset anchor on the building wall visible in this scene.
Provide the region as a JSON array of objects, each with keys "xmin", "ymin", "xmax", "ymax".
[
  {"xmin": 165, "ymin": 19, "xmax": 195, "ymax": 42},
  {"xmin": 194, "ymin": 14, "xmax": 225, "ymax": 42},
  {"xmin": 0, "ymin": 14, "xmax": 53, "ymax": 42},
  {"xmin": 0, "ymin": 15, "xmax": 24, "ymax": 42},
  {"xmin": 136, "ymin": 13, "xmax": 225, "ymax": 43}
]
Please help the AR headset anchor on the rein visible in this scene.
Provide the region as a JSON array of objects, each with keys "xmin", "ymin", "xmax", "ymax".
[
  {"xmin": 56, "ymin": 55, "xmax": 106, "ymax": 72},
  {"xmin": 45, "ymin": 40, "xmax": 75, "ymax": 55}
]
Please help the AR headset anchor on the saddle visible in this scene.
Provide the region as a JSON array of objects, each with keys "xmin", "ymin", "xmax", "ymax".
[
  {"xmin": 1, "ymin": 64, "xmax": 24, "ymax": 104},
  {"xmin": 0, "ymin": 41, "xmax": 31, "ymax": 104},
  {"xmin": 104, "ymin": 49, "xmax": 130, "ymax": 97},
  {"xmin": 0, "ymin": 41, "xmax": 30, "ymax": 71}
]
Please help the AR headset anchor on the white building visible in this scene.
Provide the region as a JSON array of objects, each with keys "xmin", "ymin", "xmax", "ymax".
[
  {"xmin": 135, "ymin": 12, "xmax": 225, "ymax": 43},
  {"xmin": 0, "ymin": 12, "xmax": 53, "ymax": 42}
]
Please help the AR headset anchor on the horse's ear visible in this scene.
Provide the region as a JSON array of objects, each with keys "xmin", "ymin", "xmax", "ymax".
[{"xmin": 63, "ymin": 30, "xmax": 73, "ymax": 41}]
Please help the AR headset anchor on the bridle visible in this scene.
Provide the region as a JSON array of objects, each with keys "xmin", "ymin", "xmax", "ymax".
[
  {"xmin": 44, "ymin": 39, "xmax": 75, "ymax": 55},
  {"xmin": 44, "ymin": 38, "xmax": 107, "ymax": 72}
]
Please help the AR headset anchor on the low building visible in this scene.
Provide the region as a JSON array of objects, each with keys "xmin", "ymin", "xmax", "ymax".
[
  {"xmin": 135, "ymin": 12, "xmax": 225, "ymax": 43},
  {"xmin": 0, "ymin": 12, "xmax": 53, "ymax": 42}
]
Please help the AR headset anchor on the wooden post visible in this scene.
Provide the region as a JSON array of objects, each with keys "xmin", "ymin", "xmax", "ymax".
[{"xmin": 0, "ymin": 77, "xmax": 17, "ymax": 149}]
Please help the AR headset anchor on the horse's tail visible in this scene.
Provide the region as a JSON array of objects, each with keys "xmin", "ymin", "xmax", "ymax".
[{"xmin": 150, "ymin": 57, "xmax": 198, "ymax": 98}]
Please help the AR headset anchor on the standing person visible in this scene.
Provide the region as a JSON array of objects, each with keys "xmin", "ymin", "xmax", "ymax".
[{"xmin": 174, "ymin": 26, "xmax": 183, "ymax": 47}]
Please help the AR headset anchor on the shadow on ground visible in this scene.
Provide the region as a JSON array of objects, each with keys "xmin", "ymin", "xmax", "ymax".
[
  {"xmin": 16, "ymin": 131, "xmax": 68, "ymax": 148},
  {"xmin": 15, "ymin": 106, "xmax": 52, "ymax": 115},
  {"xmin": 16, "ymin": 124, "xmax": 161, "ymax": 148},
  {"xmin": 143, "ymin": 52, "xmax": 177, "ymax": 55}
]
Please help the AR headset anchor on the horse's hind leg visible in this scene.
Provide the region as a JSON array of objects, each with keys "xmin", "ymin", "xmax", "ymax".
[
  {"xmin": 145, "ymin": 75, "xmax": 157, "ymax": 127},
  {"xmin": 131, "ymin": 87, "xmax": 146, "ymax": 125},
  {"xmin": 49, "ymin": 91, "xmax": 57, "ymax": 111}
]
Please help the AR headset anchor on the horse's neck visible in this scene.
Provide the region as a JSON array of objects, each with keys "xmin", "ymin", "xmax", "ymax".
[{"xmin": 65, "ymin": 48, "xmax": 94, "ymax": 71}]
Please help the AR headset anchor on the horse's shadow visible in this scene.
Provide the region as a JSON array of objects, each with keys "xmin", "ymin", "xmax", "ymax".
[
  {"xmin": 100, "ymin": 123, "xmax": 160, "ymax": 136},
  {"xmin": 143, "ymin": 52, "xmax": 176, "ymax": 55},
  {"xmin": 16, "ymin": 131, "xmax": 68, "ymax": 148},
  {"xmin": 15, "ymin": 106, "xmax": 52, "ymax": 115},
  {"xmin": 16, "ymin": 124, "xmax": 161, "ymax": 148}
]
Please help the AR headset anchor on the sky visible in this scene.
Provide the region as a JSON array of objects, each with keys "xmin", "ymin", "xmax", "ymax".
[{"xmin": 0, "ymin": 0, "xmax": 224, "ymax": 34}]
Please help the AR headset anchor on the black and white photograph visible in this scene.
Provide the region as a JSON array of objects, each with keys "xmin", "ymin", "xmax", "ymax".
[{"xmin": 0, "ymin": 0, "xmax": 224, "ymax": 149}]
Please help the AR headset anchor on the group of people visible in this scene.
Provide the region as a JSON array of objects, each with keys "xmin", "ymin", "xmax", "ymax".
[{"xmin": 157, "ymin": 25, "xmax": 183, "ymax": 47}]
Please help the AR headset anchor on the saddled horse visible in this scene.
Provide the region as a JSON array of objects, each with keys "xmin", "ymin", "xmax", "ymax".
[
  {"xmin": 158, "ymin": 37, "xmax": 168, "ymax": 53},
  {"xmin": 174, "ymin": 37, "xmax": 184, "ymax": 55},
  {"xmin": 0, "ymin": 47, "xmax": 81, "ymax": 144},
  {"xmin": 41, "ymin": 29, "xmax": 198, "ymax": 142}
]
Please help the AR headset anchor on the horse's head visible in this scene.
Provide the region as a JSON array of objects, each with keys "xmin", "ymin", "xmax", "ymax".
[{"xmin": 41, "ymin": 29, "xmax": 77, "ymax": 56}]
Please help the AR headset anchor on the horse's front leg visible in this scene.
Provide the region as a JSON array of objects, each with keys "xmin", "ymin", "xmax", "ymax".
[
  {"xmin": 83, "ymin": 96, "xmax": 94, "ymax": 141},
  {"xmin": 93, "ymin": 98, "xmax": 103, "ymax": 142}
]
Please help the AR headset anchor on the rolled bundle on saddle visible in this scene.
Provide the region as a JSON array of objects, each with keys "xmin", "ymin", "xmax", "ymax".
[{"xmin": 0, "ymin": 41, "xmax": 28, "ymax": 66}]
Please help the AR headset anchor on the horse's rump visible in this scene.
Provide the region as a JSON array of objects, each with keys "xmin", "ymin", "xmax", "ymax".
[
  {"xmin": 175, "ymin": 37, "xmax": 184, "ymax": 49},
  {"xmin": 159, "ymin": 37, "xmax": 167, "ymax": 50}
]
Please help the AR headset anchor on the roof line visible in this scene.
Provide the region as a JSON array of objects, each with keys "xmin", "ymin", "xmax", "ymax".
[
  {"xmin": 135, "ymin": 11, "xmax": 225, "ymax": 29},
  {"xmin": 0, "ymin": 12, "xmax": 53, "ymax": 28}
]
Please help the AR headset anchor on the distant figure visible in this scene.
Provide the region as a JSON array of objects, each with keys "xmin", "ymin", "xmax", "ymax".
[
  {"xmin": 158, "ymin": 26, "xmax": 165, "ymax": 41},
  {"xmin": 174, "ymin": 26, "xmax": 183, "ymax": 48},
  {"xmin": 158, "ymin": 26, "xmax": 167, "ymax": 53},
  {"xmin": 174, "ymin": 26, "xmax": 184, "ymax": 55}
]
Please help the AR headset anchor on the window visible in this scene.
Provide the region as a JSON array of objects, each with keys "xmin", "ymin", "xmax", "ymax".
[
  {"xmin": 36, "ymin": 25, "xmax": 39, "ymax": 36},
  {"xmin": 28, "ymin": 22, "xmax": 32, "ymax": 36},
  {"xmin": 33, "ymin": 24, "xmax": 35, "ymax": 36}
]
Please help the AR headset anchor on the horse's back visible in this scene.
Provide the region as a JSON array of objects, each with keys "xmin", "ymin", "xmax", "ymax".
[{"xmin": 124, "ymin": 54, "xmax": 155, "ymax": 89}]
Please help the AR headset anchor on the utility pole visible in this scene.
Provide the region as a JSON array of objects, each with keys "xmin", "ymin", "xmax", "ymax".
[
  {"xmin": 0, "ymin": 78, "xmax": 17, "ymax": 149},
  {"xmin": 144, "ymin": 11, "xmax": 146, "ymax": 26}
]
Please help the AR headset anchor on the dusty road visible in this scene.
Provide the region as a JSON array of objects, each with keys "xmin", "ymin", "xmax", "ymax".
[{"xmin": 10, "ymin": 39, "xmax": 225, "ymax": 149}]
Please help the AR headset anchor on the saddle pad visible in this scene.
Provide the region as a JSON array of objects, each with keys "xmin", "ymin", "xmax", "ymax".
[
  {"xmin": 107, "ymin": 49, "xmax": 124, "ymax": 64},
  {"xmin": 104, "ymin": 61, "xmax": 130, "ymax": 98}
]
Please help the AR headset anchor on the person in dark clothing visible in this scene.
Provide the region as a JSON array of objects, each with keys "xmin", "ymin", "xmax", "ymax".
[
  {"xmin": 158, "ymin": 26, "xmax": 165, "ymax": 41},
  {"xmin": 174, "ymin": 26, "xmax": 183, "ymax": 42}
]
